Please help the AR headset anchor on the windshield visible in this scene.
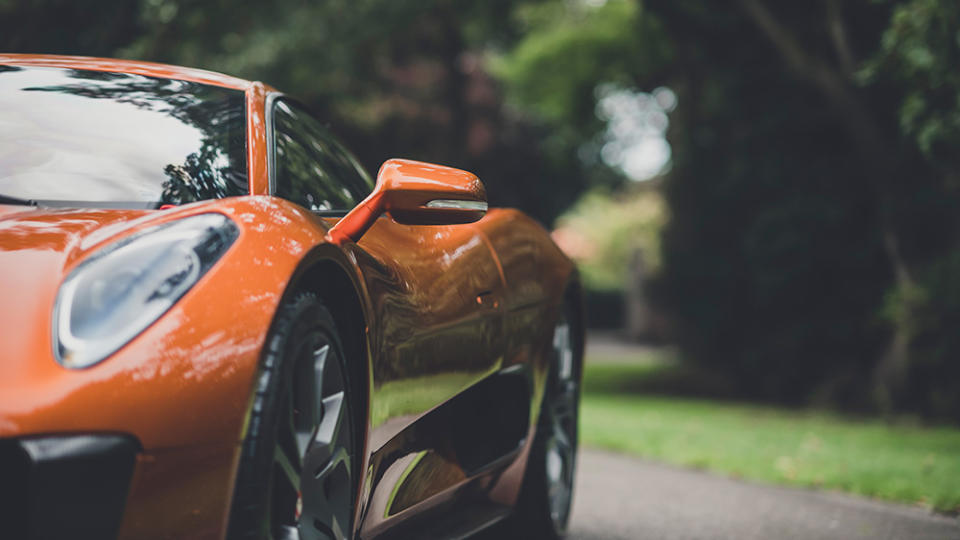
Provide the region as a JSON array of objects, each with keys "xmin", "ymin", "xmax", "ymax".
[{"xmin": 0, "ymin": 65, "xmax": 248, "ymax": 208}]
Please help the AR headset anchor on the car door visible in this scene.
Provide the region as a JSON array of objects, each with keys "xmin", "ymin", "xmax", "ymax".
[{"xmin": 268, "ymin": 98, "xmax": 508, "ymax": 532}]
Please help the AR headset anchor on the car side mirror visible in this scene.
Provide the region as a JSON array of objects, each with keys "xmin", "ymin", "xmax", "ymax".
[{"xmin": 326, "ymin": 158, "xmax": 488, "ymax": 245}]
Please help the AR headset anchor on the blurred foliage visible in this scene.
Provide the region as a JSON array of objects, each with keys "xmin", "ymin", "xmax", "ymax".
[
  {"xmin": 862, "ymin": 0, "xmax": 960, "ymax": 175},
  {"xmin": 552, "ymin": 185, "xmax": 665, "ymax": 292},
  {"xmin": 6, "ymin": 0, "xmax": 960, "ymax": 420},
  {"xmin": 634, "ymin": 0, "xmax": 890, "ymax": 407},
  {"xmin": 887, "ymin": 252, "xmax": 960, "ymax": 421},
  {"xmin": 634, "ymin": 0, "xmax": 960, "ymax": 420},
  {"xmin": 859, "ymin": 1, "xmax": 960, "ymax": 420},
  {"xmin": 0, "ymin": 0, "xmax": 141, "ymax": 56},
  {"xmin": 491, "ymin": 0, "xmax": 671, "ymax": 196},
  {"xmin": 864, "ymin": 0, "xmax": 960, "ymax": 421},
  {"xmin": 493, "ymin": 0, "xmax": 669, "ymax": 132},
  {"xmin": 0, "ymin": 0, "xmax": 612, "ymax": 225}
]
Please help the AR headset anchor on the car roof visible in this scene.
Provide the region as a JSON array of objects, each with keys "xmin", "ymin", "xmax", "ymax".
[{"xmin": 0, "ymin": 53, "xmax": 257, "ymax": 91}]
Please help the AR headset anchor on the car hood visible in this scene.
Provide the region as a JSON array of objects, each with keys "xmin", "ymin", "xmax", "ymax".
[
  {"xmin": 0, "ymin": 196, "xmax": 352, "ymax": 450},
  {"xmin": 0, "ymin": 204, "xmax": 157, "ymax": 366}
]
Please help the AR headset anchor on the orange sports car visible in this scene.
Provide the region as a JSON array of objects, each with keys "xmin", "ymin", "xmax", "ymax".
[{"xmin": 0, "ymin": 54, "xmax": 583, "ymax": 540}]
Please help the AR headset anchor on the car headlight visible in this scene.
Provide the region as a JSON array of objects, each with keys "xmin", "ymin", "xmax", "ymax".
[{"xmin": 54, "ymin": 213, "xmax": 239, "ymax": 369}]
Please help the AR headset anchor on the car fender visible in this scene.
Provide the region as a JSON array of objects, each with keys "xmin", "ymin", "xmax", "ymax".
[{"xmin": 0, "ymin": 196, "xmax": 368, "ymax": 453}]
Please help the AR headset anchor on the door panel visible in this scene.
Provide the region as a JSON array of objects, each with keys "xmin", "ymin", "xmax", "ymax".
[
  {"xmin": 473, "ymin": 208, "xmax": 550, "ymax": 373},
  {"xmin": 353, "ymin": 214, "xmax": 506, "ymax": 533},
  {"xmin": 265, "ymin": 97, "xmax": 518, "ymax": 535},
  {"xmin": 473, "ymin": 209, "xmax": 575, "ymax": 427}
]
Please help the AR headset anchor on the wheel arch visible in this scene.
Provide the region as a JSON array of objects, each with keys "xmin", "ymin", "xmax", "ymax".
[
  {"xmin": 226, "ymin": 243, "xmax": 372, "ymax": 539},
  {"xmin": 277, "ymin": 245, "xmax": 373, "ymax": 471}
]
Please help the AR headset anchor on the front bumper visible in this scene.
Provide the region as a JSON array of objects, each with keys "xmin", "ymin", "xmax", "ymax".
[
  {"xmin": 0, "ymin": 434, "xmax": 138, "ymax": 539},
  {"xmin": 0, "ymin": 434, "xmax": 241, "ymax": 539}
]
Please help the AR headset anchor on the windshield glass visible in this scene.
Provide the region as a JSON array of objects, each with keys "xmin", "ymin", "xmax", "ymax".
[{"xmin": 0, "ymin": 65, "xmax": 248, "ymax": 208}]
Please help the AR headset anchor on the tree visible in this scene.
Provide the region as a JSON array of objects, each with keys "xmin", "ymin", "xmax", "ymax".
[
  {"xmin": 641, "ymin": 0, "xmax": 960, "ymax": 418},
  {"xmin": 1, "ymin": 0, "xmax": 592, "ymax": 225}
]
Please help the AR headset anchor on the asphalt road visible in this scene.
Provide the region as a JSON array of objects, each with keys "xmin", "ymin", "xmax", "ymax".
[{"xmin": 567, "ymin": 449, "xmax": 960, "ymax": 540}]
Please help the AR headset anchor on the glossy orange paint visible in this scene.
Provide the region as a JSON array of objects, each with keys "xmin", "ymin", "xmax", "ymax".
[
  {"xmin": 0, "ymin": 199, "xmax": 338, "ymax": 446},
  {"xmin": 119, "ymin": 441, "xmax": 238, "ymax": 539},
  {"xmin": 0, "ymin": 55, "xmax": 580, "ymax": 539},
  {"xmin": 327, "ymin": 158, "xmax": 487, "ymax": 245},
  {"xmin": 350, "ymin": 204, "xmax": 579, "ymax": 535},
  {"xmin": 246, "ymin": 82, "xmax": 271, "ymax": 195},
  {"xmin": 0, "ymin": 198, "xmax": 363, "ymax": 537},
  {"xmin": 0, "ymin": 54, "xmax": 253, "ymax": 90}
]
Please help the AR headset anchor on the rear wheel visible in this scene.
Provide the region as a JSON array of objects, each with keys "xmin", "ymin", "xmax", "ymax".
[
  {"xmin": 507, "ymin": 305, "xmax": 580, "ymax": 539},
  {"xmin": 228, "ymin": 293, "xmax": 356, "ymax": 540}
]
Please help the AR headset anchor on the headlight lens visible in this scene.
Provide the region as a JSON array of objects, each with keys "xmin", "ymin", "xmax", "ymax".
[{"xmin": 54, "ymin": 213, "xmax": 239, "ymax": 368}]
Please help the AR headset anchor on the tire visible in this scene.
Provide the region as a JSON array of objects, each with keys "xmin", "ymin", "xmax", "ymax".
[
  {"xmin": 506, "ymin": 303, "xmax": 581, "ymax": 539},
  {"xmin": 227, "ymin": 293, "xmax": 358, "ymax": 540}
]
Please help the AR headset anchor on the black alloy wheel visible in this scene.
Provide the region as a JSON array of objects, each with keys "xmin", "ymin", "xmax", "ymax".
[
  {"xmin": 542, "ymin": 315, "xmax": 578, "ymax": 531},
  {"xmin": 229, "ymin": 293, "xmax": 356, "ymax": 540}
]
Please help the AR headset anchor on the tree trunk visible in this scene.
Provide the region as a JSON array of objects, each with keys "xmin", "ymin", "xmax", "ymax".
[{"xmin": 735, "ymin": 0, "xmax": 914, "ymax": 412}]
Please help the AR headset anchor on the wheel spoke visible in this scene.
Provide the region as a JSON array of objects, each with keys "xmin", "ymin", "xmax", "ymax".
[
  {"xmin": 298, "ymin": 343, "xmax": 353, "ymax": 540},
  {"xmin": 552, "ymin": 386, "xmax": 577, "ymax": 417},
  {"xmin": 274, "ymin": 385, "xmax": 303, "ymax": 504},
  {"xmin": 274, "ymin": 443, "xmax": 301, "ymax": 496},
  {"xmin": 315, "ymin": 392, "xmax": 345, "ymax": 448},
  {"xmin": 551, "ymin": 417, "xmax": 572, "ymax": 452},
  {"xmin": 301, "ymin": 417, "xmax": 353, "ymax": 539},
  {"xmin": 553, "ymin": 322, "xmax": 573, "ymax": 381},
  {"xmin": 313, "ymin": 344, "xmax": 329, "ymax": 415},
  {"xmin": 274, "ymin": 524, "xmax": 299, "ymax": 540},
  {"xmin": 302, "ymin": 443, "xmax": 352, "ymax": 540},
  {"xmin": 284, "ymin": 387, "xmax": 310, "ymax": 461},
  {"xmin": 315, "ymin": 446, "xmax": 351, "ymax": 482},
  {"xmin": 245, "ymin": 300, "xmax": 356, "ymax": 540}
]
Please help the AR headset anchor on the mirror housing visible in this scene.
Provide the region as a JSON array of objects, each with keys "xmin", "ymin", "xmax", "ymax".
[{"xmin": 326, "ymin": 158, "xmax": 488, "ymax": 245}]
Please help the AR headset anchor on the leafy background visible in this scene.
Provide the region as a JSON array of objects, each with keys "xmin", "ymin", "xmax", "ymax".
[{"xmin": 4, "ymin": 0, "xmax": 960, "ymax": 422}]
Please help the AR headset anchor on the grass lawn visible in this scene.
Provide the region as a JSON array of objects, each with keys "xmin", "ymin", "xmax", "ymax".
[{"xmin": 580, "ymin": 358, "xmax": 960, "ymax": 513}]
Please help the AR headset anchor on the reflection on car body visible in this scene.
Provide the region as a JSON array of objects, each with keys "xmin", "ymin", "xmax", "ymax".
[{"xmin": 0, "ymin": 54, "xmax": 583, "ymax": 540}]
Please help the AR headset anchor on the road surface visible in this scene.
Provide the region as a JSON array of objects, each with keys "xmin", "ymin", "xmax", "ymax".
[{"xmin": 567, "ymin": 449, "xmax": 960, "ymax": 540}]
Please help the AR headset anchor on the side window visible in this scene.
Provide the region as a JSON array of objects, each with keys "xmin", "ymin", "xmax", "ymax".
[{"xmin": 272, "ymin": 99, "xmax": 374, "ymax": 213}]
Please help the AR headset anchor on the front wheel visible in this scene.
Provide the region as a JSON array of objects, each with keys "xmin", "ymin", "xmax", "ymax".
[{"xmin": 228, "ymin": 293, "xmax": 357, "ymax": 540}]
